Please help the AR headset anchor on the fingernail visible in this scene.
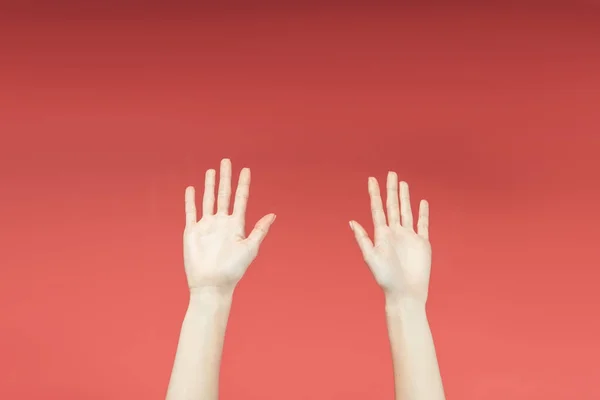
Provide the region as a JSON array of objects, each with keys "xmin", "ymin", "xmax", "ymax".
[
  {"xmin": 272, "ymin": 214, "xmax": 277, "ymax": 222},
  {"xmin": 349, "ymin": 221, "xmax": 354, "ymax": 230}
]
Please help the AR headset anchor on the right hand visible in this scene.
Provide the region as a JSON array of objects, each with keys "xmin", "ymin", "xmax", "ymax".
[
  {"xmin": 183, "ymin": 158, "xmax": 276, "ymax": 294},
  {"xmin": 350, "ymin": 172, "xmax": 432, "ymax": 304}
]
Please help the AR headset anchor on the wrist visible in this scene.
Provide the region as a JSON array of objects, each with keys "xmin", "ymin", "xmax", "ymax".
[
  {"xmin": 189, "ymin": 286, "xmax": 235, "ymax": 305},
  {"xmin": 384, "ymin": 294, "xmax": 427, "ymax": 316}
]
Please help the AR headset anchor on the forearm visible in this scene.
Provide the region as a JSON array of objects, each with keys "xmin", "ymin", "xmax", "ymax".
[
  {"xmin": 385, "ymin": 296, "xmax": 445, "ymax": 400},
  {"xmin": 166, "ymin": 288, "xmax": 233, "ymax": 400}
]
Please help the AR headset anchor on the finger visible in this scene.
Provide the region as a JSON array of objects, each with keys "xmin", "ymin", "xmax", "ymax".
[
  {"xmin": 386, "ymin": 171, "xmax": 401, "ymax": 228},
  {"xmin": 232, "ymin": 167, "xmax": 251, "ymax": 218},
  {"xmin": 417, "ymin": 199, "xmax": 430, "ymax": 240},
  {"xmin": 400, "ymin": 181, "xmax": 414, "ymax": 231},
  {"xmin": 349, "ymin": 220, "xmax": 374, "ymax": 260},
  {"xmin": 369, "ymin": 177, "xmax": 387, "ymax": 235},
  {"xmin": 217, "ymin": 158, "xmax": 232, "ymax": 214},
  {"xmin": 202, "ymin": 169, "xmax": 216, "ymax": 216},
  {"xmin": 246, "ymin": 213, "xmax": 276, "ymax": 248},
  {"xmin": 184, "ymin": 186, "xmax": 197, "ymax": 227}
]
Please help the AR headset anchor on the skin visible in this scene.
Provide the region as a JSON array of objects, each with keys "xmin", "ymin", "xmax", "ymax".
[
  {"xmin": 165, "ymin": 158, "xmax": 275, "ymax": 400},
  {"xmin": 350, "ymin": 173, "xmax": 446, "ymax": 400},
  {"xmin": 166, "ymin": 159, "xmax": 445, "ymax": 400}
]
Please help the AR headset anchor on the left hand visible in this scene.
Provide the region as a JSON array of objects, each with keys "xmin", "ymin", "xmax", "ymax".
[{"xmin": 350, "ymin": 172, "xmax": 432, "ymax": 304}]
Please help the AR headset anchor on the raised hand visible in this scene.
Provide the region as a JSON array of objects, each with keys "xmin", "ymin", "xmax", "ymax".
[
  {"xmin": 183, "ymin": 158, "xmax": 276, "ymax": 293},
  {"xmin": 350, "ymin": 172, "xmax": 432, "ymax": 303}
]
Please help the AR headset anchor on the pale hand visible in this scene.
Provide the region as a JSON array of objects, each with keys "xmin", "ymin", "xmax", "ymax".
[
  {"xmin": 183, "ymin": 159, "xmax": 276, "ymax": 293},
  {"xmin": 350, "ymin": 172, "xmax": 432, "ymax": 303}
]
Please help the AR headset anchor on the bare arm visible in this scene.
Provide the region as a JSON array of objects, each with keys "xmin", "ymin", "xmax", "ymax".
[
  {"xmin": 384, "ymin": 296, "xmax": 445, "ymax": 400},
  {"xmin": 166, "ymin": 288, "xmax": 232, "ymax": 400},
  {"xmin": 166, "ymin": 158, "xmax": 275, "ymax": 400},
  {"xmin": 350, "ymin": 173, "xmax": 445, "ymax": 400}
]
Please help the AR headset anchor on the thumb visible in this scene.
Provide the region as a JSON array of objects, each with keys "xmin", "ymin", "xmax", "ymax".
[
  {"xmin": 246, "ymin": 213, "xmax": 276, "ymax": 248},
  {"xmin": 349, "ymin": 220, "xmax": 374, "ymax": 259}
]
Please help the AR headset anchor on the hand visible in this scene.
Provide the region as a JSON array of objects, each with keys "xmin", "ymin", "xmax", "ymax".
[
  {"xmin": 350, "ymin": 172, "xmax": 432, "ymax": 303},
  {"xmin": 183, "ymin": 158, "xmax": 276, "ymax": 294}
]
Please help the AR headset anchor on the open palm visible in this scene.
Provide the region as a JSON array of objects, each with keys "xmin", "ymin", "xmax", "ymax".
[
  {"xmin": 350, "ymin": 172, "xmax": 432, "ymax": 303},
  {"xmin": 183, "ymin": 159, "xmax": 275, "ymax": 292}
]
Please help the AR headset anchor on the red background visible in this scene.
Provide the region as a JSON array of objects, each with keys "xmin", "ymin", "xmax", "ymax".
[{"xmin": 1, "ymin": 1, "xmax": 599, "ymax": 399}]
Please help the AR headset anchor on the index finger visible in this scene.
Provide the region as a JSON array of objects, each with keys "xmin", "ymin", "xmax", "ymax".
[
  {"xmin": 232, "ymin": 167, "xmax": 251, "ymax": 218},
  {"xmin": 417, "ymin": 199, "xmax": 430, "ymax": 240},
  {"xmin": 369, "ymin": 177, "xmax": 387, "ymax": 237},
  {"xmin": 185, "ymin": 186, "xmax": 197, "ymax": 227}
]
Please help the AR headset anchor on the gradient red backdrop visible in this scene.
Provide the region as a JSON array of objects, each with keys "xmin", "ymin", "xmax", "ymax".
[{"xmin": 1, "ymin": 2, "xmax": 600, "ymax": 399}]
